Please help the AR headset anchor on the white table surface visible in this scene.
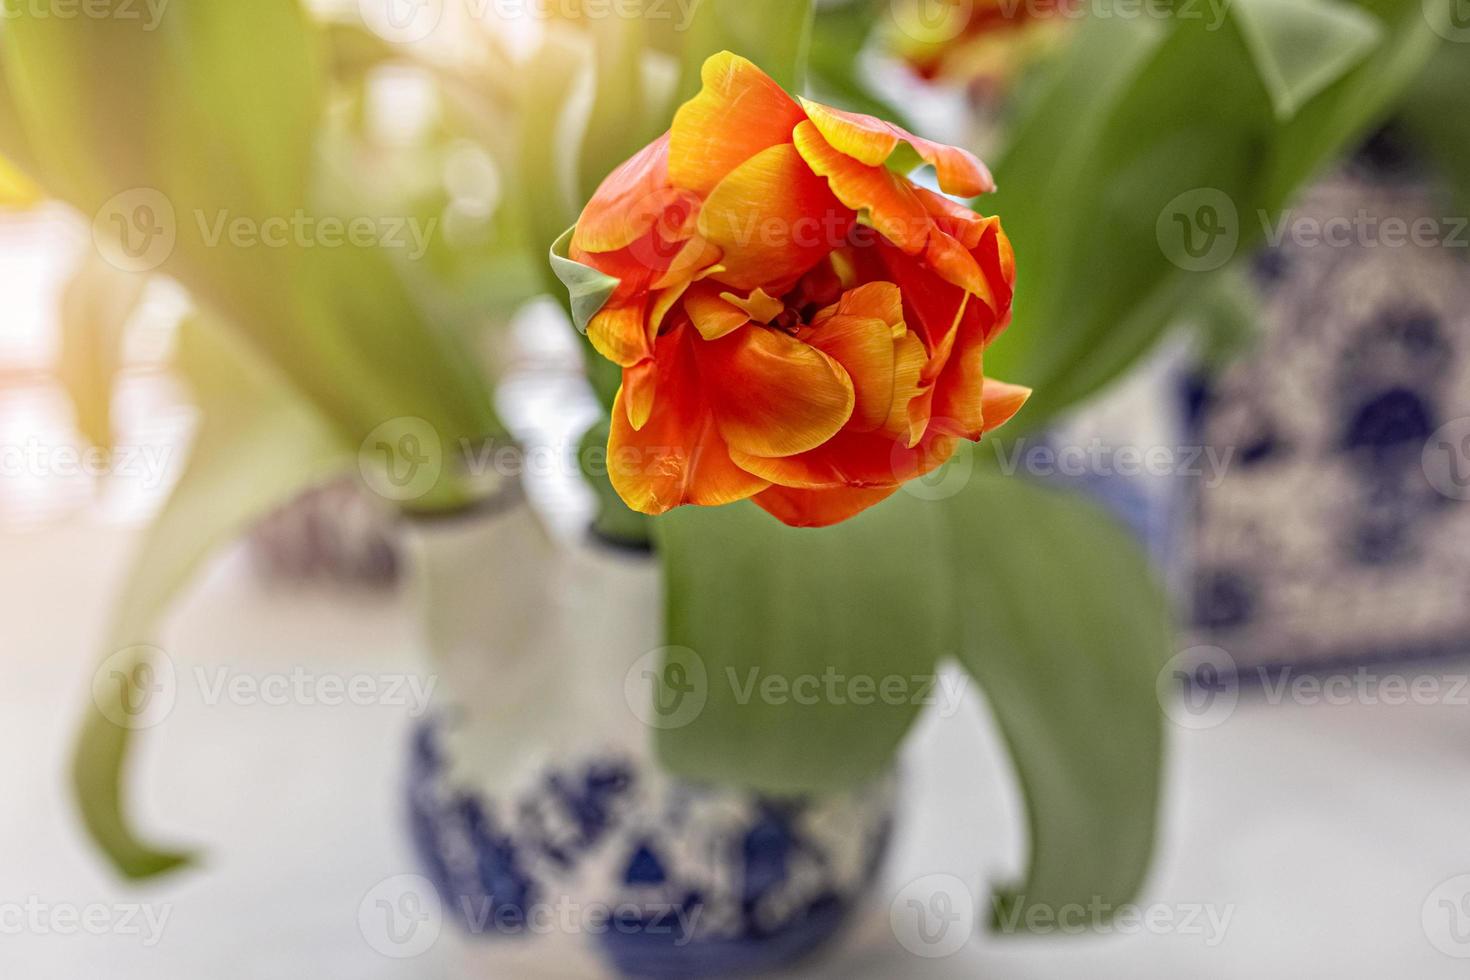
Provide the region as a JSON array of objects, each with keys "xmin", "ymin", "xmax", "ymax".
[{"xmin": 5, "ymin": 518, "xmax": 1470, "ymax": 978}]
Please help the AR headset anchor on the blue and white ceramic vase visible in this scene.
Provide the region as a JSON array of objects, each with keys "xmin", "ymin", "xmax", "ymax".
[{"xmin": 404, "ymin": 490, "xmax": 895, "ymax": 979}]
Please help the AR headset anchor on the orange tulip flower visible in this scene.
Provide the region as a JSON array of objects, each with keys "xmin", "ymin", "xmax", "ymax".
[
  {"xmin": 894, "ymin": 0, "xmax": 1078, "ymax": 87},
  {"xmin": 555, "ymin": 51, "xmax": 1029, "ymax": 528}
]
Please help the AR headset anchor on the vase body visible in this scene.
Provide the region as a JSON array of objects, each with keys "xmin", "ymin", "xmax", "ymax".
[
  {"xmin": 404, "ymin": 500, "xmax": 895, "ymax": 979},
  {"xmin": 1189, "ymin": 140, "xmax": 1470, "ymax": 676}
]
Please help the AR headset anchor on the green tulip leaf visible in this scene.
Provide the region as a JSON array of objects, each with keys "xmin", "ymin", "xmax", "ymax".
[
  {"xmin": 945, "ymin": 467, "xmax": 1171, "ymax": 929},
  {"xmin": 74, "ymin": 317, "xmax": 351, "ymax": 880},
  {"xmin": 550, "ymin": 227, "xmax": 621, "ymax": 336},
  {"xmin": 1232, "ymin": 0, "xmax": 1382, "ymax": 121}
]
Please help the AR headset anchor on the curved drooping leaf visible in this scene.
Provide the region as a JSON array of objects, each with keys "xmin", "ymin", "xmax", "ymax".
[
  {"xmin": 57, "ymin": 254, "xmax": 148, "ymax": 452},
  {"xmin": 945, "ymin": 467, "xmax": 1171, "ymax": 928},
  {"xmin": 75, "ymin": 317, "xmax": 351, "ymax": 879},
  {"xmin": 654, "ymin": 456, "xmax": 1172, "ymax": 923}
]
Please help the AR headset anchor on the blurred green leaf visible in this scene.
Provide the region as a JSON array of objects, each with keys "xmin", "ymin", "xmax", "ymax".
[
  {"xmin": 675, "ymin": 0, "xmax": 815, "ymax": 99},
  {"xmin": 807, "ymin": 0, "xmax": 909, "ymax": 122},
  {"xmin": 75, "ymin": 316, "xmax": 351, "ymax": 880},
  {"xmin": 654, "ymin": 459, "xmax": 1172, "ymax": 921},
  {"xmin": 57, "ymin": 254, "xmax": 148, "ymax": 451},
  {"xmin": 1399, "ymin": 38, "xmax": 1470, "ymax": 212},
  {"xmin": 946, "ymin": 467, "xmax": 1170, "ymax": 928},
  {"xmin": 654, "ymin": 494, "xmax": 954, "ymax": 792},
  {"xmin": 1185, "ymin": 261, "xmax": 1264, "ymax": 371},
  {"xmin": 520, "ymin": 29, "xmax": 586, "ymax": 297},
  {"xmin": 74, "ymin": 645, "xmax": 195, "ymax": 880},
  {"xmin": 986, "ymin": 0, "xmax": 1438, "ymax": 430},
  {"xmin": 580, "ymin": 13, "xmax": 662, "ymax": 204},
  {"xmin": 3, "ymin": 0, "xmax": 503, "ymax": 486},
  {"xmin": 1232, "ymin": 0, "xmax": 1381, "ymax": 120}
]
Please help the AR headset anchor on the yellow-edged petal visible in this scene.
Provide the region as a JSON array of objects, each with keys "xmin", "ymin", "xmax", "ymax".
[
  {"xmin": 798, "ymin": 97, "xmax": 996, "ymax": 197},
  {"xmin": 697, "ymin": 142, "xmax": 854, "ymax": 292},
  {"xmin": 793, "ymin": 120, "xmax": 931, "ymax": 255},
  {"xmin": 669, "ymin": 51, "xmax": 808, "ymax": 196},
  {"xmin": 608, "ymin": 325, "xmax": 770, "ymax": 514},
  {"xmin": 694, "ymin": 323, "xmax": 856, "ymax": 458}
]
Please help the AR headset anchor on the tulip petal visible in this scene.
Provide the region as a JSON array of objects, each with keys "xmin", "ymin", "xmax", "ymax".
[
  {"xmin": 924, "ymin": 226, "xmax": 989, "ymax": 299},
  {"xmin": 698, "ymin": 142, "xmax": 854, "ymax": 292},
  {"xmin": 802, "ymin": 314, "xmax": 895, "ymax": 433},
  {"xmin": 798, "ymin": 98, "xmax": 996, "ymax": 197},
  {"xmin": 753, "ymin": 484, "xmax": 899, "ymax": 528},
  {"xmin": 823, "ymin": 280, "xmax": 905, "ymax": 329},
  {"xmin": 890, "ymin": 330, "xmax": 930, "ymax": 445},
  {"xmin": 915, "ymin": 185, "xmax": 988, "ymax": 248},
  {"xmin": 588, "ymin": 302, "xmax": 653, "ymax": 368},
  {"xmin": 981, "ymin": 378, "xmax": 1033, "ymax": 434},
  {"xmin": 573, "ymin": 134, "xmax": 677, "ymax": 255},
  {"xmin": 695, "ymin": 323, "xmax": 856, "ymax": 459},
  {"xmin": 928, "ymin": 318, "xmax": 989, "ymax": 440},
  {"xmin": 669, "ymin": 51, "xmax": 808, "ymax": 197},
  {"xmin": 721, "ymin": 287, "xmax": 785, "ymax": 324},
  {"xmin": 877, "ymin": 240, "xmax": 968, "ymax": 360},
  {"xmin": 731, "ymin": 425, "xmax": 956, "ymax": 490},
  {"xmin": 624, "ymin": 358, "xmax": 658, "ymax": 431},
  {"xmin": 685, "ymin": 285, "xmax": 751, "ymax": 340},
  {"xmin": 793, "ymin": 121, "xmax": 931, "ymax": 255},
  {"xmin": 609, "ymin": 324, "xmax": 770, "ymax": 514}
]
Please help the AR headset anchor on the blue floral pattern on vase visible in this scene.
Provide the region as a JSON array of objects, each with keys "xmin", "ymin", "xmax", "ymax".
[
  {"xmin": 408, "ymin": 719, "xmax": 895, "ymax": 979},
  {"xmin": 1189, "ymin": 129, "xmax": 1470, "ymax": 677}
]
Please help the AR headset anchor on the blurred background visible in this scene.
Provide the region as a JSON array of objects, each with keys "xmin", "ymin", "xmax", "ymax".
[{"xmin": 3, "ymin": 0, "xmax": 1470, "ymax": 977}]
